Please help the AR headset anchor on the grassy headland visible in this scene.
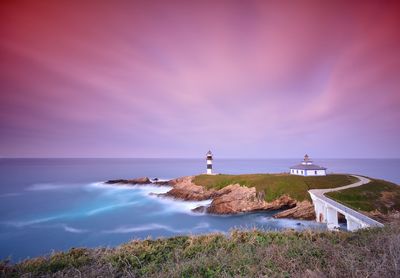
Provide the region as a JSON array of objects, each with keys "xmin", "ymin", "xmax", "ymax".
[
  {"xmin": 2, "ymin": 224, "xmax": 399, "ymax": 277},
  {"xmin": 326, "ymin": 178, "xmax": 400, "ymax": 215},
  {"xmin": 193, "ymin": 174, "xmax": 357, "ymax": 202}
]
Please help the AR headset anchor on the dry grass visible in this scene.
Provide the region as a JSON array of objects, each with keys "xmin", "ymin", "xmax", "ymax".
[{"xmin": 2, "ymin": 223, "xmax": 400, "ymax": 277}]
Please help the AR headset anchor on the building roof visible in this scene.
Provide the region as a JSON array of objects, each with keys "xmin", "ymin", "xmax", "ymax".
[
  {"xmin": 290, "ymin": 163, "xmax": 327, "ymax": 170},
  {"xmin": 290, "ymin": 154, "xmax": 326, "ymax": 170}
]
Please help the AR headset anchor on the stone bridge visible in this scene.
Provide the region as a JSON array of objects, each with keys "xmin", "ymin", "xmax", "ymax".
[{"xmin": 308, "ymin": 175, "xmax": 384, "ymax": 231}]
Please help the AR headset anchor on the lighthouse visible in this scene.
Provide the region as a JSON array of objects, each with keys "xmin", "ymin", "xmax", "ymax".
[{"xmin": 206, "ymin": 150, "xmax": 213, "ymax": 175}]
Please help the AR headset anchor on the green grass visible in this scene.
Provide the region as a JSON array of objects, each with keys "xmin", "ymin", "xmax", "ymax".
[
  {"xmin": 193, "ymin": 174, "xmax": 357, "ymax": 201},
  {"xmin": 1, "ymin": 248, "xmax": 92, "ymax": 277},
  {"xmin": 3, "ymin": 224, "xmax": 400, "ymax": 277},
  {"xmin": 326, "ymin": 179, "xmax": 400, "ymax": 213}
]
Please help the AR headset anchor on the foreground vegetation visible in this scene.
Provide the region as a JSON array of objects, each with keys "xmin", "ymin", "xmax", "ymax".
[
  {"xmin": 327, "ymin": 178, "xmax": 400, "ymax": 215},
  {"xmin": 193, "ymin": 174, "xmax": 357, "ymax": 201},
  {"xmin": 2, "ymin": 223, "xmax": 399, "ymax": 277}
]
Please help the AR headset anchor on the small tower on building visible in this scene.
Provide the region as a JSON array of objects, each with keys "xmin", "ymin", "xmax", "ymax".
[
  {"xmin": 206, "ymin": 150, "xmax": 213, "ymax": 175},
  {"xmin": 289, "ymin": 154, "xmax": 327, "ymax": 176}
]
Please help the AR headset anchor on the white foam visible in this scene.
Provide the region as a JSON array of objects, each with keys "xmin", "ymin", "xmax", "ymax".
[
  {"xmin": 255, "ymin": 216, "xmax": 323, "ymax": 230},
  {"xmin": 63, "ymin": 225, "xmax": 88, "ymax": 234},
  {"xmin": 3, "ymin": 216, "xmax": 62, "ymax": 227},
  {"xmin": 104, "ymin": 223, "xmax": 175, "ymax": 234},
  {"xmin": 193, "ymin": 222, "xmax": 210, "ymax": 229},
  {"xmin": 88, "ymin": 182, "xmax": 172, "ymax": 194},
  {"xmin": 148, "ymin": 195, "xmax": 212, "ymax": 215},
  {"xmin": 135, "ymin": 184, "xmax": 172, "ymax": 195},
  {"xmin": 103, "ymin": 222, "xmax": 211, "ymax": 234},
  {"xmin": 85, "ymin": 181, "xmax": 210, "ymax": 216},
  {"xmin": 86, "ymin": 201, "xmax": 139, "ymax": 216},
  {"xmin": 150, "ymin": 178, "xmax": 170, "ymax": 183},
  {"xmin": 26, "ymin": 183, "xmax": 79, "ymax": 191}
]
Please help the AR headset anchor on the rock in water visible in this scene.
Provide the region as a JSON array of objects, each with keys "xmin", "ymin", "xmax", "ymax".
[
  {"xmin": 105, "ymin": 177, "xmax": 151, "ymax": 185},
  {"xmin": 273, "ymin": 201, "xmax": 316, "ymax": 220},
  {"xmin": 192, "ymin": 206, "xmax": 208, "ymax": 213},
  {"xmin": 152, "ymin": 180, "xmax": 170, "ymax": 185}
]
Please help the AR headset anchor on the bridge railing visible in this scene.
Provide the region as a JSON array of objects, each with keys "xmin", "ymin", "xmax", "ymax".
[{"xmin": 309, "ymin": 191, "xmax": 384, "ymax": 228}]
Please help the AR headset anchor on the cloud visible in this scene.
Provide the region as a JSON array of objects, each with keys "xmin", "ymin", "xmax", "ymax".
[{"xmin": 1, "ymin": 1, "xmax": 399, "ymax": 158}]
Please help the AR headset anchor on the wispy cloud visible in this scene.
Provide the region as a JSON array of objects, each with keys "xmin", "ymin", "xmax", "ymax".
[{"xmin": 1, "ymin": 1, "xmax": 399, "ymax": 158}]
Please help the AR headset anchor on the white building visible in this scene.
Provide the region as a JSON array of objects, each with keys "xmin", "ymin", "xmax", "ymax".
[
  {"xmin": 206, "ymin": 150, "xmax": 213, "ymax": 175},
  {"xmin": 290, "ymin": 154, "xmax": 327, "ymax": 176}
]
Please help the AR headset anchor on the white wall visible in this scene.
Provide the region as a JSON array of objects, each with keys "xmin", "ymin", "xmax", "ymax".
[
  {"xmin": 290, "ymin": 169, "xmax": 326, "ymax": 176},
  {"xmin": 290, "ymin": 169, "xmax": 306, "ymax": 176},
  {"xmin": 305, "ymin": 169, "xmax": 326, "ymax": 176}
]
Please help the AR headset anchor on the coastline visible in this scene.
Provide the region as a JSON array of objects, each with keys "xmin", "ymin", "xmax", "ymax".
[
  {"xmin": 106, "ymin": 175, "xmax": 316, "ymax": 220},
  {"xmin": 2, "ymin": 168, "xmax": 398, "ymax": 262},
  {"xmin": 106, "ymin": 173, "xmax": 400, "ymax": 224}
]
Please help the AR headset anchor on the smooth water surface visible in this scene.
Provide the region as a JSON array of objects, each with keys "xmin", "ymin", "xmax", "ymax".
[{"xmin": 0, "ymin": 158, "xmax": 399, "ymax": 261}]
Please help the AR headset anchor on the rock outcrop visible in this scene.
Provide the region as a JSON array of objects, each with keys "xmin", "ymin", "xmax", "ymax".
[
  {"xmin": 165, "ymin": 177, "xmax": 299, "ymax": 215},
  {"xmin": 263, "ymin": 195, "xmax": 298, "ymax": 210},
  {"xmin": 207, "ymin": 184, "xmax": 265, "ymax": 214},
  {"xmin": 273, "ymin": 201, "xmax": 316, "ymax": 220},
  {"xmin": 105, "ymin": 177, "xmax": 151, "ymax": 185},
  {"xmin": 165, "ymin": 176, "xmax": 218, "ymax": 201},
  {"xmin": 107, "ymin": 175, "xmax": 316, "ymax": 220},
  {"xmin": 207, "ymin": 185, "xmax": 297, "ymax": 214}
]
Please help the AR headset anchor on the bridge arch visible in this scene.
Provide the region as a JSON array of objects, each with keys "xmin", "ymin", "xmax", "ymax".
[{"xmin": 309, "ymin": 179, "xmax": 384, "ymax": 232}]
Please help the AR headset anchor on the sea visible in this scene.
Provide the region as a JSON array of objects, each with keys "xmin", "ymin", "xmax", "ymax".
[{"xmin": 0, "ymin": 158, "xmax": 399, "ymax": 262}]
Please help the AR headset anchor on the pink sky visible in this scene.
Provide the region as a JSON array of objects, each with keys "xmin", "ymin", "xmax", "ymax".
[{"xmin": 1, "ymin": 0, "xmax": 399, "ymax": 158}]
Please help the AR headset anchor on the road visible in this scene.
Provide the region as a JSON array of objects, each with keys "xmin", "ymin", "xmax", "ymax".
[{"xmin": 309, "ymin": 175, "xmax": 384, "ymax": 228}]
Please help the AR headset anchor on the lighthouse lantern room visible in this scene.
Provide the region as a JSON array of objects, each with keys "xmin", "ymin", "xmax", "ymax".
[{"xmin": 206, "ymin": 150, "xmax": 213, "ymax": 175}]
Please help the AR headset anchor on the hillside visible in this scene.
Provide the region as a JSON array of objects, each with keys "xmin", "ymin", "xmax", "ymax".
[
  {"xmin": 193, "ymin": 174, "xmax": 357, "ymax": 202},
  {"xmin": 326, "ymin": 178, "xmax": 400, "ymax": 222},
  {"xmin": 2, "ymin": 224, "xmax": 399, "ymax": 277}
]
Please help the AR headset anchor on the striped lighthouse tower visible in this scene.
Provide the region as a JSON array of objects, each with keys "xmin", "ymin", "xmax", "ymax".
[{"xmin": 206, "ymin": 150, "xmax": 213, "ymax": 175}]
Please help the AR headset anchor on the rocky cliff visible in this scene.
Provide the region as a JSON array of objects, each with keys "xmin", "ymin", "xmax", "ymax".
[
  {"xmin": 164, "ymin": 176, "xmax": 218, "ymax": 200},
  {"xmin": 106, "ymin": 175, "xmax": 316, "ymax": 220},
  {"xmin": 166, "ymin": 176, "xmax": 312, "ymax": 218},
  {"xmin": 206, "ymin": 185, "xmax": 297, "ymax": 214}
]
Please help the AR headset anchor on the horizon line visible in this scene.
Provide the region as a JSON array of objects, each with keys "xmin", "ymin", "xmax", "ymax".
[{"xmin": 1, "ymin": 157, "xmax": 399, "ymax": 160}]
